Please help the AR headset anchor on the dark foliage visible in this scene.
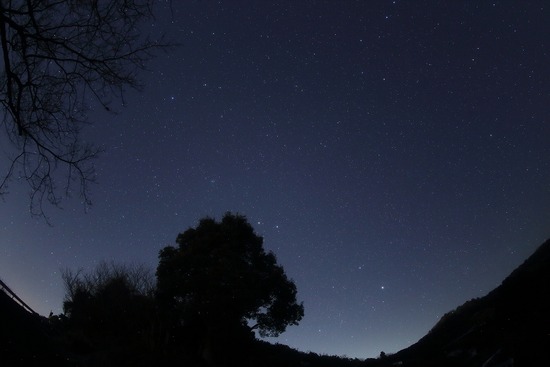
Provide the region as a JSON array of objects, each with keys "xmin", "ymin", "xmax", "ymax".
[
  {"xmin": 60, "ymin": 262, "xmax": 163, "ymax": 365},
  {"xmin": 156, "ymin": 212, "xmax": 304, "ymax": 364},
  {"xmin": 3, "ymin": 236, "xmax": 549, "ymax": 366}
]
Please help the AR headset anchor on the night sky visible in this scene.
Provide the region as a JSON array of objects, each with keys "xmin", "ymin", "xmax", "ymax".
[{"xmin": 1, "ymin": 0, "xmax": 549, "ymax": 359}]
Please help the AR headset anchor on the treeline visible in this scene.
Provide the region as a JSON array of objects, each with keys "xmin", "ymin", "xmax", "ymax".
[
  {"xmin": 4, "ymin": 213, "xmax": 396, "ymax": 366},
  {"xmin": 52, "ymin": 213, "xmax": 306, "ymax": 366}
]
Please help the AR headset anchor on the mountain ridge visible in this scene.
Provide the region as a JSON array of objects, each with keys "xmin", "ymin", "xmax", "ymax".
[{"xmin": 389, "ymin": 238, "xmax": 550, "ymax": 366}]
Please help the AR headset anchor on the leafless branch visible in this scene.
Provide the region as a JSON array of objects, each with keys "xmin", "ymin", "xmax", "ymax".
[{"xmin": 0, "ymin": 0, "xmax": 165, "ymax": 219}]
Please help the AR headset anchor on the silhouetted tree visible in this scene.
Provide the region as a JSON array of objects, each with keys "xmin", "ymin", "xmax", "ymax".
[
  {"xmin": 61, "ymin": 262, "xmax": 161, "ymax": 358},
  {"xmin": 156, "ymin": 213, "xmax": 304, "ymax": 363},
  {"xmin": 0, "ymin": 0, "xmax": 163, "ymax": 218}
]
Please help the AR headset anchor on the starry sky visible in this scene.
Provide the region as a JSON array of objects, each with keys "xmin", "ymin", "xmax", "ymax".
[{"xmin": 1, "ymin": 0, "xmax": 549, "ymax": 359}]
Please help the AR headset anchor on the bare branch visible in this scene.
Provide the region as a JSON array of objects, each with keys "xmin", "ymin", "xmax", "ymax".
[{"xmin": 0, "ymin": 0, "xmax": 166, "ymax": 219}]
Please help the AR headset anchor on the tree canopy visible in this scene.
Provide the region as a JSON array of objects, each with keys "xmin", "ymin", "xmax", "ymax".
[
  {"xmin": 0, "ymin": 0, "xmax": 161, "ymax": 217},
  {"xmin": 156, "ymin": 212, "xmax": 304, "ymax": 338},
  {"xmin": 61, "ymin": 262, "xmax": 157, "ymax": 350},
  {"xmin": 57, "ymin": 214, "xmax": 304, "ymax": 365}
]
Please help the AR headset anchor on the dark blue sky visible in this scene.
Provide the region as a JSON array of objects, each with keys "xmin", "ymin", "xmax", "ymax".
[{"xmin": 1, "ymin": 0, "xmax": 549, "ymax": 358}]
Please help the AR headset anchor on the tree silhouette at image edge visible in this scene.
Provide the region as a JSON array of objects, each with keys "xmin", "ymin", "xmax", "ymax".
[{"xmin": 0, "ymin": 0, "xmax": 164, "ymax": 218}]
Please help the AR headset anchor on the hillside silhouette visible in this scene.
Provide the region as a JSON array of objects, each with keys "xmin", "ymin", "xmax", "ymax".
[
  {"xmin": 1, "ymin": 238, "xmax": 549, "ymax": 366},
  {"xmin": 0, "ymin": 280, "xmax": 67, "ymax": 366},
  {"xmin": 387, "ymin": 238, "xmax": 550, "ymax": 366}
]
